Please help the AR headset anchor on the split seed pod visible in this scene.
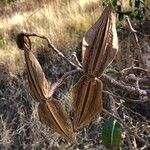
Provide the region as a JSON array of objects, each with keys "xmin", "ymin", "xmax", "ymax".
[
  {"xmin": 16, "ymin": 33, "xmax": 75, "ymax": 143},
  {"xmin": 71, "ymin": 5, "xmax": 118, "ymax": 130},
  {"xmin": 16, "ymin": 33, "xmax": 48, "ymax": 103},
  {"xmin": 38, "ymin": 100, "xmax": 76, "ymax": 144}
]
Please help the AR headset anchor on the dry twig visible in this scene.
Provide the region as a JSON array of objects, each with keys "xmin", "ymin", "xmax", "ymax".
[
  {"xmin": 103, "ymin": 90, "xmax": 148, "ymax": 103},
  {"xmin": 48, "ymin": 69, "xmax": 82, "ymax": 98},
  {"xmin": 121, "ymin": 66, "xmax": 150, "ymax": 75},
  {"xmin": 125, "ymin": 16, "xmax": 146, "ymax": 68},
  {"xmin": 22, "ymin": 32, "xmax": 82, "ymax": 70}
]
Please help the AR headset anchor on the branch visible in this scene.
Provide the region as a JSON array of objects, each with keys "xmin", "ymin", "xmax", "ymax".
[
  {"xmin": 121, "ymin": 66, "xmax": 150, "ymax": 75},
  {"xmin": 103, "ymin": 90, "xmax": 148, "ymax": 103},
  {"xmin": 48, "ymin": 69, "xmax": 82, "ymax": 97},
  {"xmin": 125, "ymin": 16, "xmax": 146, "ymax": 68},
  {"xmin": 101, "ymin": 74, "xmax": 147, "ymax": 97},
  {"xmin": 22, "ymin": 32, "xmax": 82, "ymax": 70}
]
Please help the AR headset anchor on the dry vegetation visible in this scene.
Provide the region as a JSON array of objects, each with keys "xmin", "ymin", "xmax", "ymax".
[{"xmin": 0, "ymin": 0, "xmax": 150, "ymax": 150}]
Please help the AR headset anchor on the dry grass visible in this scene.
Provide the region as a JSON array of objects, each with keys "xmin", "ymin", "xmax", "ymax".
[{"xmin": 0, "ymin": 0, "xmax": 101, "ymax": 74}]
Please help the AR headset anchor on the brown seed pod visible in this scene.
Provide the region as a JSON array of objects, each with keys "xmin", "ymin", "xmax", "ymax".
[
  {"xmin": 17, "ymin": 34, "xmax": 76, "ymax": 143},
  {"xmin": 16, "ymin": 33, "xmax": 49, "ymax": 102},
  {"xmin": 24, "ymin": 50, "xmax": 49, "ymax": 102},
  {"xmin": 38, "ymin": 99, "xmax": 76, "ymax": 144},
  {"xmin": 71, "ymin": 5, "xmax": 118, "ymax": 130},
  {"xmin": 71, "ymin": 76, "xmax": 103, "ymax": 129}
]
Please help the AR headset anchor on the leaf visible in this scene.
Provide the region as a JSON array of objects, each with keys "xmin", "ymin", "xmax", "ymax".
[
  {"xmin": 38, "ymin": 99, "xmax": 76, "ymax": 143},
  {"xmin": 102, "ymin": 118, "xmax": 122, "ymax": 148},
  {"xmin": 104, "ymin": 68, "xmax": 119, "ymax": 76}
]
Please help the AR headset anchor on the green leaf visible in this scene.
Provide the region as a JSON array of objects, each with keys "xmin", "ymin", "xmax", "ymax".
[{"xmin": 102, "ymin": 118, "xmax": 122, "ymax": 148}]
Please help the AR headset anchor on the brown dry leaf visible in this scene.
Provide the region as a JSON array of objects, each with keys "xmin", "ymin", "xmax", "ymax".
[
  {"xmin": 38, "ymin": 99, "xmax": 76, "ymax": 144},
  {"xmin": 71, "ymin": 5, "xmax": 118, "ymax": 130}
]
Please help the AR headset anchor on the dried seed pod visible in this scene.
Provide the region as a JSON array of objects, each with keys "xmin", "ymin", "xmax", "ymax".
[
  {"xmin": 17, "ymin": 33, "xmax": 49, "ymax": 102},
  {"xmin": 71, "ymin": 76, "xmax": 103, "ymax": 129},
  {"xmin": 82, "ymin": 5, "xmax": 118, "ymax": 75},
  {"xmin": 71, "ymin": 5, "xmax": 118, "ymax": 130},
  {"xmin": 16, "ymin": 33, "xmax": 76, "ymax": 143},
  {"xmin": 24, "ymin": 50, "xmax": 49, "ymax": 102},
  {"xmin": 38, "ymin": 99, "xmax": 76, "ymax": 144}
]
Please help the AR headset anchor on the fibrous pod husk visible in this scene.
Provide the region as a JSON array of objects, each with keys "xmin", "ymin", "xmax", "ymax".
[
  {"xmin": 71, "ymin": 76, "xmax": 103, "ymax": 130},
  {"xmin": 71, "ymin": 5, "xmax": 118, "ymax": 130},
  {"xmin": 38, "ymin": 99, "xmax": 76, "ymax": 143},
  {"xmin": 16, "ymin": 33, "xmax": 76, "ymax": 143},
  {"xmin": 24, "ymin": 49, "xmax": 49, "ymax": 102},
  {"xmin": 16, "ymin": 33, "xmax": 49, "ymax": 102},
  {"xmin": 82, "ymin": 5, "xmax": 118, "ymax": 75}
]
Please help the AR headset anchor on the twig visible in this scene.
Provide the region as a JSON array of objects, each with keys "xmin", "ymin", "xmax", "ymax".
[
  {"xmin": 26, "ymin": 4, "xmax": 46, "ymax": 23},
  {"xmin": 103, "ymin": 108, "xmax": 150, "ymax": 148},
  {"xmin": 22, "ymin": 32, "xmax": 82, "ymax": 70},
  {"xmin": 125, "ymin": 16, "xmax": 146, "ymax": 68},
  {"xmin": 48, "ymin": 69, "xmax": 82, "ymax": 97},
  {"xmin": 103, "ymin": 90, "xmax": 148, "ymax": 103},
  {"xmin": 71, "ymin": 52, "xmax": 82, "ymax": 68},
  {"xmin": 121, "ymin": 66, "xmax": 150, "ymax": 75},
  {"xmin": 101, "ymin": 74, "xmax": 147, "ymax": 97},
  {"xmin": 123, "ymin": 105, "xmax": 150, "ymax": 124}
]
